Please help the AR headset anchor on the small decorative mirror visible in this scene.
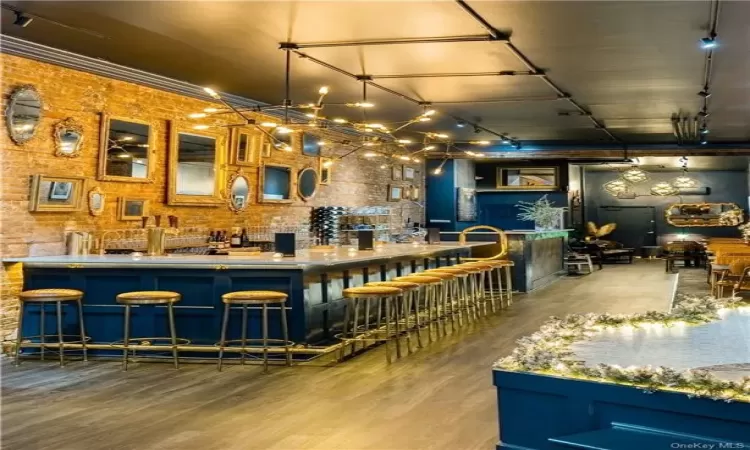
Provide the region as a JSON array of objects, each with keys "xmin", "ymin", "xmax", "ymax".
[
  {"xmin": 98, "ymin": 113, "xmax": 154, "ymax": 182},
  {"xmin": 118, "ymin": 197, "xmax": 149, "ymax": 221},
  {"xmin": 88, "ymin": 186, "xmax": 105, "ymax": 216},
  {"xmin": 319, "ymin": 157, "xmax": 332, "ymax": 185},
  {"xmin": 301, "ymin": 133, "xmax": 321, "ymax": 156},
  {"xmin": 6, "ymin": 85, "xmax": 43, "ymax": 145},
  {"xmin": 297, "ymin": 167, "xmax": 319, "ymax": 201},
  {"xmin": 54, "ymin": 118, "xmax": 84, "ymax": 157},
  {"xmin": 259, "ymin": 164, "xmax": 292, "ymax": 203},
  {"xmin": 29, "ymin": 174, "xmax": 86, "ymax": 212},
  {"xmin": 231, "ymin": 128, "xmax": 261, "ymax": 166},
  {"xmin": 168, "ymin": 124, "xmax": 226, "ymax": 206},
  {"xmin": 227, "ymin": 169, "xmax": 250, "ymax": 213}
]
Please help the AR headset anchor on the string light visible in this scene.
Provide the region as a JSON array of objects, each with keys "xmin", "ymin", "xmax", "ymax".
[
  {"xmin": 318, "ymin": 86, "xmax": 329, "ymax": 95},
  {"xmin": 188, "ymin": 113, "xmax": 207, "ymax": 119},
  {"xmin": 260, "ymin": 122, "xmax": 278, "ymax": 128},
  {"xmin": 332, "ymin": 118, "xmax": 347, "ymax": 124},
  {"xmin": 397, "ymin": 139, "xmax": 412, "ymax": 144},
  {"xmin": 203, "ymin": 87, "xmax": 221, "ymax": 99},
  {"xmin": 203, "ymin": 108, "xmax": 219, "ymax": 113}
]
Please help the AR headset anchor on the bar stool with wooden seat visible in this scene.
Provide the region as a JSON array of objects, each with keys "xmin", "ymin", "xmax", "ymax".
[
  {"xmin": 218, "ymin": 290, "xmax": 292, "ymax": 373},
  {"xmin": 392, "ymin": 275, "xmax": 444, "ymax": 343},
  {"xmin": 15, "ymin": 289, "xmax": 88, "ymax": 366},
  {"xmin": 116, "ymin": 291, "xmax": 181, "ymax": 371},
  {"xmin": 409, "ymin": 271, "xmax": 457, "ymax": 333},
  {"xmin": 365, "ymin": 280, "xmax": 420, "ymax": 355},
  {"xmin": 340, "ymin": 286, "xmax": 403, "ymax": 362},
  {"xmin": 425, "ymin": 267, "xmax": 472, "ymax": 326}
]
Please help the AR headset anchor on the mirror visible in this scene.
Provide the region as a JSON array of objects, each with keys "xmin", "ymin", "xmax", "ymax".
[
  {"xmin": 666, "ymin": 203, "xmax": 744, "ymax": 227},
  {"xmin": 98, "ymin": 114, "xmax": 154, "ymax": 182},
  {"xmin": 259, "ymin": 164, "xmax": 292, "ymax": 203},
  {"xmin": 297, "ymin": 167, "xmax": 319, "ymax": 201},
  {"xmin": 387, "ymin": 184, "xmax": 403, "ymax": 202},
  {"xmin": 118, "ymin": 197, "xmax": 149, "ymax": 221},
  {"xmin": 227, "ymin": 169, "xmax": 250, "ymax": 212},
  {"xmin": 6, "ymin": 85, "xmax": 42, "ymax": 145},
  {"xmin": 496, "ymin": 167, "xmax": 559, "ymax": 191},
  {"xmin": 168, "ymin": 124, "xmax": 225, "ymax": 206},
  {"xmin": 301, "ymin": 133, "xmax": 321, "ymax": 156},
  {"xmin": 319, "ymin": 157, "xmax": 332, "ymax": 185},
  {"xmin": 54, "ymin": 118, "xmax": 84, "ymax": 157},
  {"xmin": 29, "ymin": 174, "xmax": 85, "ymax": 212},
  {"xmin": 232, "ymin": 128, "xmax": 261, "ymax": 165},
  {"xmin": 88, "ymin": 186, "xmax": 105, "ymax": 216}
]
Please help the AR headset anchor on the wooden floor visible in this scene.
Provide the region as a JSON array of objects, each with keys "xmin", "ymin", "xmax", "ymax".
[{"xmin": 1, "ymin": 261, "xmax": 677, "ymax": 450}]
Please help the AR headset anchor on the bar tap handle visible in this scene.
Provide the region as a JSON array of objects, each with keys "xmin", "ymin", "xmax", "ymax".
[
  {"xmin": 141, "ymin": 216, "xmax": 150, "ymax": 229},
  {"xmin": 168, "ymin": 215, "xmax": 179, "ymax": 228},
  {"xmin": 154, "ymin": 215, "xmax": 162, "ymax": 228}
]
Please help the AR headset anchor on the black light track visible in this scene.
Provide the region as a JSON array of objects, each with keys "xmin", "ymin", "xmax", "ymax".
[{"xmin": 279, "ymin": 34, "xmax": 504, "ymax": 49}]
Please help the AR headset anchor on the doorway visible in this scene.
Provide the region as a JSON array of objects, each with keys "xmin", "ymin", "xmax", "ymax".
[{"xmin": 598, "ymin": 206, "xmax": 656, "ymax": 250}]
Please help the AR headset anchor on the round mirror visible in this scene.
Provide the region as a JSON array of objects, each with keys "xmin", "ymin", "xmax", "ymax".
[
  {"xmin": 54, "ymin": 118, "xmax": 84, "ymax": 157},
  {"xmin": 6, "ymin": 85, "xmax": 42, "ymax": 145},
  {"xmin": 227, "ymin": 169, "xmax": 250, "ymax": 212},
  {"xmin": 298, "ymin": 167, "xmax": 319, "ymax": 201}
]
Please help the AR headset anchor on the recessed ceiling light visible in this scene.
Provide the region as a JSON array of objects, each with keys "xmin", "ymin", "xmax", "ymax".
[{"xmin": 700, "ymin": 37, "xmax": 717, "ymax": 49}]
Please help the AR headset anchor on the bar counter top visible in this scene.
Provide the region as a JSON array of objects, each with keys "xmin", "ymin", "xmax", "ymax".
[{"xmin": 4, "ymin": 242, "xmax": 491, "ymax": 270}]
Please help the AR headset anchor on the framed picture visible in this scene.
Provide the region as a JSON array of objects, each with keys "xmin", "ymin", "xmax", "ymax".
[
  {"xmin": 410, "ymin": 185, "xmax": 420, "ymax": 201},
  {"xmin": 49, "ymin": 181, "xmax": 73, "ymax": 200},
  {"xmin": 319, "ymin": 157, "xmax": 332, "ymax": 185},
  {"xmin": 392, "ymin": 165, "xmax": 402, "ymax": 181},
  {"xmin": 301, "ymin": 133, "xmax": 321, "ymax": 157},
  {"xmin": 118, "ymin": 197, "xmax": 150, "ymax": 221},
  {"xmin": 403, "ymin": 166, "xmax": 415, "ymax": 181},
  {"xmin": 388, "ymin": 184, "xmax": 403, "ymax": 202},
  {"xmin": 261, "ymin": 141, "xmax": 272, "ymax": 158}
]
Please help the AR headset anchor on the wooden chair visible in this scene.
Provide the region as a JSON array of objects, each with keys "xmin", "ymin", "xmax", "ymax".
[
  {"xmin": 715, "ymin": 259, "xmax": 750, "ymax": 298},
  {"xmin": 732, "ymin": 265, "xmax": 750, "ymax": 298}
]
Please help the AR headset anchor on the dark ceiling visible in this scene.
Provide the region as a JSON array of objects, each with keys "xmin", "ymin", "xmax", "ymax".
[{"xmin": 2, "ymin": 0, "xmax": 749, "ymax": 147}]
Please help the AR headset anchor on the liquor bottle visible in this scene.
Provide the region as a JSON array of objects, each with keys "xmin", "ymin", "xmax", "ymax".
[
  {"xmin": 230, "ymin": 229, "xmax": 241, "ymax": 248},
  {"xmin": 208, "ymin": 231, "xmax": 216, "ymax": 243},
  {"xmin": 240, "ymin": 228, "xmax": 249, "ymax": 247}
]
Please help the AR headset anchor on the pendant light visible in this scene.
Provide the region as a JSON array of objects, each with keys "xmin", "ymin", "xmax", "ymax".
[
  {"xmin": 621, "ymin": 166, "xmax": 649, "ymax": 183},
  {"xmin": 604, "ymin": 179, "xmax": 631, "ymax": 196},
  {"xmin": 671, "ymin": 157, "xmax": 697, "ymax": 189},
  {"xmin": 651, "ymin": 182, "xmax": 679, "ymax": 196}
]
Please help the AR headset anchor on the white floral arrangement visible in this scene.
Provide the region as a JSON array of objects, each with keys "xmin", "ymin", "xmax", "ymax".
[
  {"xmin": 738, "ymin": 222, "xmax": 750, "ymax": 241},
  {"xmin": 719, "ymin": 210, "xmax": 743, "ymax": 226},
  {"xmin": 495, "ymin": 295, "xmax": 750, "ymax": 403},
  {"xmin": 516, "ymin": 195, "xmax": 567, "ymax": 231}
]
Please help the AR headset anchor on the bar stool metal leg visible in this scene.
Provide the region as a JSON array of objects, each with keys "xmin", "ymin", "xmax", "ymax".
[
  {"xmin": 488, "ymin": 270, "xmax": 497, "ymax": 313},
  {"xmin": 262, "ymin": 304, "xmax": 269, "ymax": 373},
  {"xmin": 393, "ymin": 296, "xmax": 402, "ymax": 358},
  {"xmin": 240, "ymin": 305, "xmax": 248, "ymax": 365},
  {"xmin": 122, "ymin": 304, "xmax": 131, "ymax": 371},
  {"xmin": 40, "ymin": 304, "xmax": 45, "ymax": 361},
  {"xmin": 279, "ymin": 303, "xmax": 291, "ymax": 366},
  {"xmin": 56, "ymin": 301, "xmax": 64, "ymax": 367},
  {"xmin": 504, "ymin": 266, "xmax": 513, "ymax": 305},
  {"xmin": 351, "ymin": 299, "xmax": 360, "ymax": 356},
  {"xmin": 384, "ymin": 297, "xmax": 392, "ymax": 363},
  {"xmin": 14, "ymin": 302, "xmax": 25, "ymax": 366},
  {"xmin": 339, "ymin": 299, "xmax": 351, "ymax": 361},
  {"xmin": 217, "ymin": 304, "xmax": 230, "ymax": 371},
  {"xmin": 167, "ymin": 302, "xmax": 179, "ymax": 369},
  {"xmin": 77, "ymin": 299, "xmax": 87, "ymax": 362},
  {"xmin": 403, "ymin": 291, "xmax": 414, "ymax": 353}
]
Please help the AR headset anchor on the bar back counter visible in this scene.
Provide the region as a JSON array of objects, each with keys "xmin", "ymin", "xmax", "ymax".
[{"xmin": 6, "ymin": 242, "xmax": 490, "ymax": 359}]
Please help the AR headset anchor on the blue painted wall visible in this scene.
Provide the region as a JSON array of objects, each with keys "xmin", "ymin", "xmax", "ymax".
[
  {"xmin": 478, "ymin": 191, "xmax": 568, "ymax": 230},
  {"xmin": 426, "ymin": 159, "xmax": 458, "ymax": 230}
]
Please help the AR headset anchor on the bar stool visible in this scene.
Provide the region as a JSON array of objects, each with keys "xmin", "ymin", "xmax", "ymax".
[
  {"xmin": 409, "ymin": 271, "xmax": 456, "ymax": 333},
  {"xmin": 340, "ymin": 286, "xmax": 402, "ymax": 362},
  {"xmin": 218, "ymin": 291, "xmax": 292, "ymax": 373},
  {"xmin": 116, "ymin": 291, "xmax": 181, "ymax": 371},
  {"xmin": 443, "ymin": 265, "xmax": 484, "ymax": 321},
  {"xmin": 454, "ymin": 262, "xmax": 495, "ymax": 316},
  {"xmin": 15, "ymin": 289, "xmax": 87, "ymax": 366},
  {"xmin": 425, "ymin": 267, "xmax": 472, "ymax": 326},
  {"xmin": 392, "ymin": 275, "xmax": 443, "ymax": 343},
  {"xmin": 365, "ymin": 280, "xmax": 420, "ymax": 355},
  {"xmin": 477, "ymin": 259, "xmax": 515, "ymax": 307}
]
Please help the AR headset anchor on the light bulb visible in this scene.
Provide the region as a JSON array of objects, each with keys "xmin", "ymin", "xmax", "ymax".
[
  {"xmin": 204, "ymin": 108, "xmax": 218, "ymax": 113},
  {"xmin": 380, "ymin": 164, "xmax": 388, "ymax": 169},
  {"xmin": 419, "ymin": 117, "xmax": 431, "ymax": 122},
  {"xmin": 366, "ymin": 123, "xmax": 384, "ymax": 129},
  {"xmin": 434, "ymin": 133, "xmax": 449, "ymax": 139},
  {"xmin": 423, "ymin": 145, "xmax": 435, "ymax": 151},
  {"xmin": 260, "ymin": 122, "xmax": 277, "ymax": 128},
  {"xmin": 412, "ymin": 157, "xmax": 421, "ymax": 162},
  {"xmin": 121, "ymin": 136, "xmax": 134, "ymax": 141},
  {"xmin": 351, "ymin": 102, "xmax": 374, "ymax": 108},
  {"xmin": 363, "ymin": 142, "xmax": 376, "ymax": 147},
  {"xmin": 474, "ymin": 153, "xmax": 485, "ymax": 157},
  {"xmin": 305, "ymin": 113, "xmax": 315, "ymax": 118},
  {"xmin": 423, "ymin": 109, "xmax": 436, "ymax": 117},
  {"xmin": 476, "ymin": 140, "xmax": 490, "ymax": 145},
  {"xmin": 281, "ymin": 144, "xmax": 293, "ymax": 152},
  {"xmin": 188, "ymin": 113, "xmax": 207, "ymax": 119},
  {"xmin": 318, "ymin": 86, "xmax": 329, "ymax": 95},
  {"xmin": 364, "ymin": 152, "xmax": 378, "ymax": 158},
  {"xmin": 323, "ymin": 160, "xmax": 334, "ymax": 168},
  {"xmin": 276, "ymin": 126, "xmax": 292, "ymax": 134},
  {"xmin": 332, "ymin": 118, "xmax": 347, "ymax": 123},
  {"xmin": 317, "ymin": 141, "xmax": 326, "ymax": 146},
  {"xmin": 433, "ymin": 167, "xmax": 443, "ymax": 175},
  {"xmin": 203, "ymin": 87, "xmax": 220, "ymax": 99},
  {"xmin": 465, "ymin": 151, "xmax": 476, "ymax": 156},
  {"xmin": 193, "ymin": 125, "xmax": 209, "ymax": 130},
  {"xmin": 397, "ymin": 139, "xmax": 412, "ymax": 144},
  {"xmin": 399, "ymin": 155, "xmax": 411, "ymax": 161}
]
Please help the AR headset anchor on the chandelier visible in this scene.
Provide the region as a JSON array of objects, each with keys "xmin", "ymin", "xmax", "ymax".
[
  {"xmin": 671, "ymin": 168, "xmax": 697, "ymax": 189},
  {"xmin": 603, "ymin": 179, "xmax": 631, "ymax": 196},
  {"xmin": 621, "ymin": 166, "xmax": 649, "ymax": 183},
  {"xmin": 651, "ymin": 182, "xmax": 679, "ymax": 196}
]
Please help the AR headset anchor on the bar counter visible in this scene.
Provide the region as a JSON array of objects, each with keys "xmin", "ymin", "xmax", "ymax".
[{"xmin": 5, "ymin": 242, "xmax": 490, "ymax": 353}]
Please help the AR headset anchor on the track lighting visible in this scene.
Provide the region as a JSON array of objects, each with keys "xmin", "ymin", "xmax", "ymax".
[
  {"xmin": 13, "ymin": 11, "xmax": 33, "ymax": 27},
  {"xmin": 700, "ymin": 37, "xmax": 717, "ymax": 49},
  {"xmin": 698, "ymin": 90, "xmax": 711, "ymax": 98},
  {"xmin": 433, "ymin": 158, "xmax": 448, "ymax": 175},
  {"xmin": 473, "ymin": 125, "xmax": 482, "ymax": 134}
]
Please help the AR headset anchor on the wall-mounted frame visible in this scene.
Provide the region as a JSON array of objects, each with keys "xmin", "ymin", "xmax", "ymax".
[
  {"xmin": 403, "ymin": 166, "xmax": 416, "ymax": 181},
  {"xmin": 301, "ymin": 133, "xmax": 321, "ymax": 157},
  {"xmin": 29, "ymin": 174, "xmax": 86, "ymax": 212},
  {"xmin": 6, "ymin": 84, "xmax": 43, "ymax": 145},
  {"xmin": 319, "ymin": 157, "xmax": 332, "ymax": 185},
  {"xmin": 259, "ymin": 163, "xmax": 293, "ymax": 204},
  {"xmin": 88, "ymin": 186, "xmax": 105, "ymax": 216},
  {"xmin": 496, "ymin": 167, "xmax": 559, "ymax": 191},
  {"xmin": 409, "ymin": 185, "xmax": 420, "ymax": 201},
  {"xmin": 168, "ymin": 122, "xmax": 226, "ymax": 206},
  {"xmin": 387, "ymin": 184, "xmax": 403, "ymax": 202},
  {"xmin": 118, "ymin": 197, "xmax": 150, "ymax": 221},
  {"xmin": 297, "ymin": 167, "xmax": 319, "ymax": 201},
  {"xmin": 54, "ymin": 118, "xmax": 84, "ymax": 158},
  {"xmin": 665, "ymin": 202, "xmax": 744, "ymax": 227},
  {"xmin": 230, "ymin": 127, "xmax": 262, "ymax": 166},
  {"xmin": 392, "ymin": 165, "xmax": 403, "ymax": 181},
  {"xmin": 98, "ymin": 113, "xmax": 155, "ymax": 183},
  {"xmin": 226, "ymin": 168, "xmax": 251, "ymax": 213}
]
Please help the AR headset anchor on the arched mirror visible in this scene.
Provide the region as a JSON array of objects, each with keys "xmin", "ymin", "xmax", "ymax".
[
  {"xmin": 6, "ymin": 85, "xmax": 42, "ymax": 145},
  {"xmin": 88, "ymin": 186, "xmax": 105, "ymax": 216},
  {"xmin": 298, "ymin": 167, "xmax": 319, "ymax": 201},
  {"xmin": 54, "ymin": 118, "xmax": 84, "ymax": 157},
  {"xmin": 227, "ymin": 169, "xmax": 250, "ymax": 212}
]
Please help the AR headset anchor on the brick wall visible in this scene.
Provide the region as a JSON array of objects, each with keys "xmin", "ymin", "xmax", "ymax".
[{"xmin": 0, "ymin": 54, "xmax": 424, "ymax": 340}]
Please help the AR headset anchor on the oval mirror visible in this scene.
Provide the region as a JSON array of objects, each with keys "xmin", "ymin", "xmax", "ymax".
[
  {"xmin": 298, "ymin": 167, "xmax": 319, "ymax": 201},
  {"xmin": 88, "ymin": 187, "xmax": 105, "ymax": 216},
  {"xmin": 6, "ymin": 85, "xmax": 42, "ymax": 145},
  {"xmin": 227, "ymin": 169, "xmax": 250, "ymax": 212},
  {"xmin": 54, "ymin": 118, "xmax": 84, "ymax": 157}
]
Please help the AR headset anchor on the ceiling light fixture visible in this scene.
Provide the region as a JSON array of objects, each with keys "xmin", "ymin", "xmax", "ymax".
[
  {"xmin": 260, "ymin": 122, "xmax": 278, "ymax": 128},
  {"xmin": 700, "ymin": 36, "xmax": 717, "ymax": 49},
  {"xmin": 397, "ymin": 139, "xmax": 412, "ymax": 144},
  {"xmin": 203, "ymin": 87, "xmax": 221, "ymax": 99},
  {"xmin": 650, "ymin": 182, "xmax": 679, "ymax": 196},
  {"xmin": 332, "ymin": 118, "xmax": 347, "ymax": 124},
  {"xmin": 433, "ymin": 158, "xmax": 448, "ymax": 175},
  {"xmin": 603, "ymin": 179, "xmax": 631, "ymax": 197},
  {"xmin": 621, "ymin": 166, "xmax": 649, "ymax": 183},
  {"xmin": 318, "ymin": 86, "xmax": 329, "ymax": 95},
  {"xmin": 203, "ymin": 108, "xmax": 219, "ymax": 113},
  {"xmin": 672, "ymin": 172, "xmax": 697, "ymax": 189},
  {"xmin": 456, "ymin": 120, "xmax": 466, "ymax": 128},
  {"xmin": 698, "ymin": 89, "xmax": 712, "ymax": 98},
  {"xmin": 193, "ymin": 125, "xmax": 209, "ymax": 130}
]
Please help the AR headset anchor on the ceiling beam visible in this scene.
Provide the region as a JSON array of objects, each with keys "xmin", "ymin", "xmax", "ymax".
[{"xmin": 279, "ymin": 34, "xmax": 501, "ymax": 49}]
